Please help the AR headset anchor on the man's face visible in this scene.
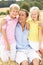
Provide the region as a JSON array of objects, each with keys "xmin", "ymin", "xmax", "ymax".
[{"xmin": 19, "ymin": 10, "xmax": 27, "ymax": 23}]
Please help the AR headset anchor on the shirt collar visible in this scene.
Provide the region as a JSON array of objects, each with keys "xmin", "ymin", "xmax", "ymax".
[
  {"xmin": 6, "ymin": 15, "xmax": 16, "ymax": 21},
  {"xmin": 17, "ymin": 23, "xmax": 26, "ymax": 31}
]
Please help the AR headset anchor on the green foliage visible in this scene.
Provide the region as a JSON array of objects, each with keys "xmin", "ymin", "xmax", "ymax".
[
  {"xmin": 0, "ymin": 1, "xmax": 16, "ymax": 7},
  {"xmin": 0, "ymin": 0, "xmax": 43, "ymax": 16},
  {"xmin": 6, "ymin": 10, "xmax": 9, "ymax": 14},
  {"xmin": 20, "ymin": 2, "xmax": 30, "ymax": 11},
  {"xmin": 22, "ymin": 0, "xmax": 43, "ymax": 10},
  {"xmin": 0, "ymin": 0, "xmax": 43, "ymax": 10},
  {"xmin": 0, "ymin": 10, "xmax": 9, "ymax": 15},
  {"xmin": 0, "ymin": 12, "xmax": 6, "ymax": 15}
]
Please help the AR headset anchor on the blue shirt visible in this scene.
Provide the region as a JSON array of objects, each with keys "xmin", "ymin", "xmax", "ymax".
[{"xmin": 15, "ymin": 23, "xmax": 32, "ymax": 50}]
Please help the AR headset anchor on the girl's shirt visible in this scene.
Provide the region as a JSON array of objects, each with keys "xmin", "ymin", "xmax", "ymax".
[
  {"xmin": 27, "ymin": 19, "xmax": 39, "ymax": 42},
  {"xmin": 2, "ymin": 15, "xmax": 18, "ymax": 44}
]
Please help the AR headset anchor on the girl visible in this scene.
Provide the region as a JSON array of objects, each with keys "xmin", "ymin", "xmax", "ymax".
[
  {"xmin": 26, "ymin": 6, "xmax": 41, "ymax": 65},
  {"xmin": 1, "ymin": 3, "xmax": 20, "ymax": 62}
]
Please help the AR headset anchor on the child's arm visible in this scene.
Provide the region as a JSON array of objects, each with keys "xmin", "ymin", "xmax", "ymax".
[
  {"xmin": 0, "ymin": 19, "xmax": 7, "ymax": 31},
  {"xmin": 2, "ymin": 19, "xmax": 10, "ymax": 51},
  {"xmin": 1, "ymin": 19, "xmax": 7, "ymax": 26},
  {"xmin": 38, "ymin": 23, "xmax": 43, "ymax": 57},
  {"xmin": 26, "ymin": 18, "xmax": 30, "ymax": 30},
  {"xmin": 26, "ymin": 22, "xmax": 30, "ymax": 30},
  {"xmin": 39, "ymin": 23, "xmax": 42, "ymax": 49}
]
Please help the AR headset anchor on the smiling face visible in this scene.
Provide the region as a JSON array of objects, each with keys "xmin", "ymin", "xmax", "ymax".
[
  {"xmin": 9, "ymin": 7, "xmax": 19, "ymax": 19},
  {"xmin": 31, "ymin": 10, "xmax": 39, "ymax": 21},
  {"xmin": 19, "ymin": 10, "xmax": 28, "ymax": 23}
]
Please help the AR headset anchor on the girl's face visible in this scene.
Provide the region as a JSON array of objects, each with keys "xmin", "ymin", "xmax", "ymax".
[
  {"xmin": 9, "ymin": 7, "xmax": 19, "ymax": 19},
  {"xmin": 31, "ymin": 10, "xmax": 39, "ymax": 21}
]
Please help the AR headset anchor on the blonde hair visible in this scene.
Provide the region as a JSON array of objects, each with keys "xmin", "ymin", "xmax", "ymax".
[
  {"xmin": 30, "ymin": 6, "xmax": 40, "ymax": 20},
  {"xmin": 30, "ymin": 6, "xmax": 40, "ymax": 13},
  {"xmin": 9, "ymin": 3, "xmax": 20, "ymax": 10}
]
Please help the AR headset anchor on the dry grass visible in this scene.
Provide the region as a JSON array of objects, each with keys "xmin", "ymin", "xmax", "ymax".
[
  {"xmin": 0, "ymin": 7, "xmax": 9, "ymax": 12},
  {"xmin": 0, "ymin": 8, "xmax": 43, "ymax": 21},
  {"xmin": 40, "ymin": 10, "xmax": 43, "ymax": 21},
  {"xmin": 0, "ymin": 8, "xmax": 9, "ymax": 23},
  {"xmin": 0, "ymin": 59, "xmax": 18, "ymax": 65},
  {"xmin": 0, "ymin": 59, "xmax": 43, "ymax": 65}
]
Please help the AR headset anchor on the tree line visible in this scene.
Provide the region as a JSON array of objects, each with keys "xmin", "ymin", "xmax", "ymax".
[{"xmin": 0, "ymin": 0, "xmax": 43, "ymax": 11}]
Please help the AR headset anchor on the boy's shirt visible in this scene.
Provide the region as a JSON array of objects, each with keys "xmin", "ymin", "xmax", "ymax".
[
  {"xmin": 2, "ymin": 15, "xmax": 18, "ymax": 44},
  {"xmin": 15, "ymin": 23, "xmax": 32, "ymax": 50},
  {"xmin": 27, "ymin": 19, "xmax": 39, "ymax": 42}
]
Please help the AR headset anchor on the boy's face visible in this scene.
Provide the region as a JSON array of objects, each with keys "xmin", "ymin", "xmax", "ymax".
[
  {"xmin": 31, "ymin": 10, "xmax": 39, "ymax": 21},
  {"xmin": 10, "ymin": 7, "xmax": 19, "ymax": 19}
]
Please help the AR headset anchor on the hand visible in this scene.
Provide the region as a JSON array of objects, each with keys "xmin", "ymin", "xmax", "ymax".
[
  {"xmin": 39, "ymin": 48, "xmax": 43, "ymax": 57},
  {"xmin": 36, "ymin": 51, "xmax": 42, "ymax": 57},
  {"xmin": 40, "ymin": 48, "xmax": 43, "ymax": 53},
  {"xmin": 5, "ymin": 43, "xmax": 10, "ymax": 51}
]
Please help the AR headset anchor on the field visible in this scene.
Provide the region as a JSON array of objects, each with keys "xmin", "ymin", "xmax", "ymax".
[
  {"xmin": 0, "ymin": 8, "xmax": 43, "ymax": 65},
  {"xmin": 0, "ymin": 7, "xmax": 9, "ymax": 23},
  {"xmin": 40, "ymin": 10, "xmax": 43, "ymax": 21},
  {"xmin": 0, "ymin": 7, "xmax": 43, "ymax": 22}
]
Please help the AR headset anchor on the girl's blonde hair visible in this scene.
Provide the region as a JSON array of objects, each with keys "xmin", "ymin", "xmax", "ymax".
[
  {"xmin": 30, "ymin": 6, "xmax": 40, "ymax": 13},
  {"xmin": 30, "ymin": 6, "xmax": 40, "ymax": 20},
  {"xmin": 9, "ymin": 3, "xmax": 20, "ymax": 10}
]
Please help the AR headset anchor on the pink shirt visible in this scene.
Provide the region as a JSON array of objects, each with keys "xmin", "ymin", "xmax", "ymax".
[{"xmin": 2, "ymin": 15, "xmax": 18, "ymax": 44}]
